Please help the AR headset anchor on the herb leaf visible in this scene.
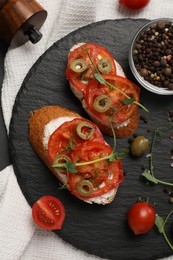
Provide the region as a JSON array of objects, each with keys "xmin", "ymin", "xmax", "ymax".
[
  {"xmin": 120, "ymin": 98, "xmax": 135, "ymax": 106},
  {"xmin": 155, "ymin": 215, "xmax": 164, "ymax": 234},
  {"xmin": 108, "ymin": 152, "xmax": 118, "ymax": 162},
  {"xmin": 65, "ymin": 162, "xmax": 78, "ymax": 173},
  {"xmin": 141, "ymin": 170, "xmax": 159, "ymax": 184},
  {"xmin": 117, "ymin": 149, "xmax": 129, "ymax": 160},
  {"xmin": 94, "ymin": 73, "xmax": 105, "ymax": 84}
]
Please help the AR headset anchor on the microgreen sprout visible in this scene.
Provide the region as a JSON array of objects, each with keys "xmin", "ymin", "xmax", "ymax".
[
  {"xmin": 155, "ymin": 211, "xmax": 173, "ymax": 251},
  {"xmin": 52, "ymin": 149, "xmax": 128, "ymax": 173},
  {"xmin": 141, "ymin": 123, "xmax": 173, "ymax": 186}
]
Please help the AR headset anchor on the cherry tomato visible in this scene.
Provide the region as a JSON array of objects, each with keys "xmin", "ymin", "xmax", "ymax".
[
  {"xmin": 32, "ymin": 195, "xmax": 65, "ymax": 230},
  {"xmin": 48, "ymin": 118, "xmax": 104, "ymax": 162},
  {"xmin": 119, "ymin": 0, "xmax": 150, "ymax": 10},
  {"xmin": 127, "ymin": 202, "xmax": 156, "ymax": 235},
  {"xmin": 68, "ymin": 141, "xmax": 124, "ymax": 199},
  {"xmin": 84, "ymin": 74, "xmax": 140, "ymax": 127},
  {"xmin": 65, "ymin": 42, "xmax": 116, "ymax": 95}
]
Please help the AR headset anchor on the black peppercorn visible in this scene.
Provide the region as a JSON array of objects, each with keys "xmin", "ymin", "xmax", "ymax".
[{"xmin": 132, "ymin": 21, "xmax": 173, "ymax": 90}]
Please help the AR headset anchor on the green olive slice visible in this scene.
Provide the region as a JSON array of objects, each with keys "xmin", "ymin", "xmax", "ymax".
[
  {"xmin": 70, "ymin": 59, "xmax": 88, "ymax": 73},
  {"xmin": 76, "ymin": 121, "xmax": 95, "ymax": 140},
  {"xmin": 98, "ymin": 58, "xmax": 112, "ymax": 74},
  {"xmin": 93, "ymin": 95, "xmax": 111, "ymax": 113},
  {"xmin": 53, "ymin": 154, "xmax": 71, "ymax": 172},
  {"xmin": 76, "ymin": 180, "xmax": 93, "ymax": 196}
]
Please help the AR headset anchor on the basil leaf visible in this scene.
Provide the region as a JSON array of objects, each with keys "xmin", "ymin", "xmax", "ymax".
[{"xmin": 94, "ymin": 73, "xmax": 105, "ymax": 84}]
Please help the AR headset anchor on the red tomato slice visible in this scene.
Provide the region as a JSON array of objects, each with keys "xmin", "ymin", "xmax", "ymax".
[
  {"xmin": 32, "ymin": 195, "xmax": 65, "ymax": 230},
  {"xmin": 65, "ymin": 42, "xmax": 116, "ymax": 95},
  {"xmin": 84, "ymin": 74, "xmax": 140, "ymax": 127},
  {"xmin": 68, "ymin": 141, "xmax": 124, "ymax": 199},
  {"xmin": 48, "ymin": 118, "xmax": 104, "ymax": 162}
]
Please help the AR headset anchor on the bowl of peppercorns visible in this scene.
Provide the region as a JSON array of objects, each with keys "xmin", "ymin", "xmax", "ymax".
[{"xmin": 129, "ymin": 18, "xmax": 173, "ymax": 95}]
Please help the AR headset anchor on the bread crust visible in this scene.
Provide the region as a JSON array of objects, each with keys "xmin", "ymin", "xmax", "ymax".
[
  {"xmin": 92, "ymin": 107, "xmax": 139, "ymax": 138},
  {"xmin": 29, "ymin": 106, "xmax": 81, "ymax": 179}
]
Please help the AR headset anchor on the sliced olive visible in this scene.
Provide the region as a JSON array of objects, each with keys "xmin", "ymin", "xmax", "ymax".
[
  {"xmin": 76, "ymin": 180, "xmax": 93, "ymax": 196},
  {"xmin": 94, "ymin": 95, "xmax": 111, "ymax": 113},
  {"xmin": 98, "ymin": 58, "xmax": 112, "ymax": 74},
  {"xmin": 70, "ymin": 59, "xmax": 88, "ymax": 73},
  {"xmin": 131, "ymin": 136, "xmax": 149, "ymax": 157},
  {"xmin": 76, "ymin": 121, "xmax": 95, "ymax": 140},
  {"xmin": 53, "ymin": 154, "xmax": 71, "ymax": 172}
]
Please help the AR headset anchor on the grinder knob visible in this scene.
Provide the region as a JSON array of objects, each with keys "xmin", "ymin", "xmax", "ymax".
[{"xmin": 26, "ymin": 27, "xmax": 42, "ymax": 44}]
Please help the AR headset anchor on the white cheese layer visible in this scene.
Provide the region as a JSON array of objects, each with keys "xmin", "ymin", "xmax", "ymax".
[
  {"xmin": 43, "ymin": 116, "xmax": 76, "ymax": 149},
  {"xmin": 85, "ymin": 188, "xmax": 116, "ymax": 204}
]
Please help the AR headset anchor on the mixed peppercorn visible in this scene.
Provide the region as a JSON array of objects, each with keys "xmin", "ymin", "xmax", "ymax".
[{"xmin": 133, "ymin": 21, "xmax": 173, "ymax": 90}]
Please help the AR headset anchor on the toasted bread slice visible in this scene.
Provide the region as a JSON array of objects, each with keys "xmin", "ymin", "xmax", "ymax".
[
  {"xmin": 66, "ymin": 43, "xmax": 139, "ymax": 138},
  {"xmin": 29, "ymin": 105, "xmax": 120, "ymax": 204}
]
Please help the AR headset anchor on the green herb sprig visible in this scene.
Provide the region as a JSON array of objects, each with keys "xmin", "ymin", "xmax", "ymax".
[
  {"xmin": 155, "ymin": 211, "xmax": 173, "ymax": 251},
  {"xmin": 94, "ymin": 72, "xmax": 148, "ymax": 112},
  {"xmin": 141, "ymin": 123, "xmax": 173, "ymax": 186},
  {"xmin": 85, "ymin": 48, "xmax": 148, "ymax": 112}
]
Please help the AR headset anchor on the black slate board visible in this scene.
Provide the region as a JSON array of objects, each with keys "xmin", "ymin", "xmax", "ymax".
[{"xmin": 9, "ymin": 19, "xmax": 173, "ymax": 260}]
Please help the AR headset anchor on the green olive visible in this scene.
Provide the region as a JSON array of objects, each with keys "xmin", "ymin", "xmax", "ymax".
[
  {"xmin": 93, "ymin": 95, "xmax": 111, "ymax": 113},
  {"xmin": 53, "ymin": 154, "xmax": 71, "ymax": 172},
  {"xmin": 98, "ymin": 58, "xmax": 112, "ymax": 74},
  {"xmin": 76, "ymin": 121, "xmax": 95, "ymax": 140},
  {"xmin": 76, "ymin": 180, "xmax": 93, "ymax": 196},
  {"xmin": 131, "ymin": 136, "xmax": 149, "ymax": 157},
  {"xmin": 70, "ymin": 59, "xmax": 88, "ymax": 73}
]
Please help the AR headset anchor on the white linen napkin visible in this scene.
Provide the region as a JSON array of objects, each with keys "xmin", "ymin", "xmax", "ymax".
[{"xmin": 1, "ymin": 0, "xmax": 173, "ymax": 259}]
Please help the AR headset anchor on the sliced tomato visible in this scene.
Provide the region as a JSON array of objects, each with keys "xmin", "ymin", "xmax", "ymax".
[
  {"xmin": 65, "ymin": 42, "xmax": 116, "ymax": 95},
  {"xmin": 84, "ymin": 74, "xmax": 140, "ymax": 127},
  {"xmin": 68, "ymin": 141, "xmax": 124, "ymax": 199},
  {"xmin": 48, "ymin": 118, "xmax": 104, "ymax": 162},
  {"xmin": 32, "ymin": 195, "xmax": 65, "ymax": 230}
]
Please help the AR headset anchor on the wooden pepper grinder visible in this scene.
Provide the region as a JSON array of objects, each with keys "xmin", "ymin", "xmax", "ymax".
[{"xmin": 0, "ymin": 0, "xmax": 47, "ymax": 48}]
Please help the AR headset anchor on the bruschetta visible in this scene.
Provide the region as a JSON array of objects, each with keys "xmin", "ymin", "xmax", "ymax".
[
  {"xmin": 65, "ymin": 42, "xmax": 140, "ymax": 137},
  {"xmin": 29, "ymin": 106, "xmax": 124, "ymax": 205},
  {"xmin": 65, "ymin": 42, "xmax": 126, "ymax": 100}
]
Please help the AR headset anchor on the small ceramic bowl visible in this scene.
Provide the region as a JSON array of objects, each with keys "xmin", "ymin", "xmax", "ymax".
[{"xmin": 129, "ymin": 18, "xmax": 173, "ymax": 95}]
